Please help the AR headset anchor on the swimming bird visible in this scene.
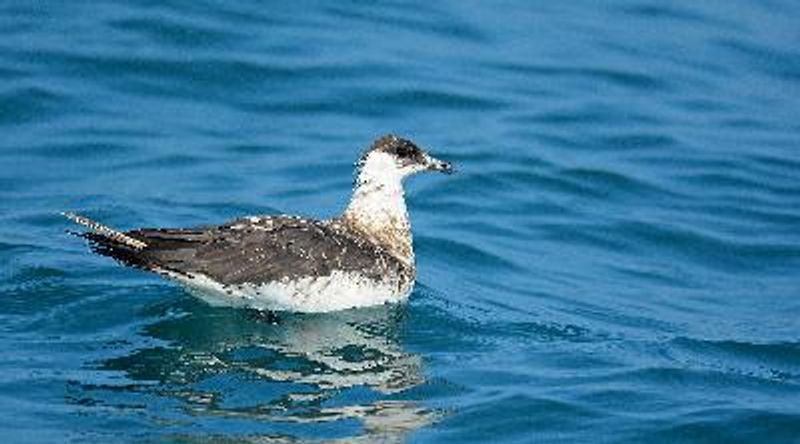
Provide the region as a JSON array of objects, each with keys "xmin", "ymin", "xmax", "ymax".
[{"xmin": 64, "ymin": 135, "xmax": 453, "ymax": 313}]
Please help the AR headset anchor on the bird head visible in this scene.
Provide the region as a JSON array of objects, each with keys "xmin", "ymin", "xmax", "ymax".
[{"xmin": 357, "ymin": 135, "xmax": 454, "ymax": 182}]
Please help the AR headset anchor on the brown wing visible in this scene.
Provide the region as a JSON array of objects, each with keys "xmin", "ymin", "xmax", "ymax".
[{"xmin": 87, "ymin": 216, "xmax": 404, "ymax": 286}]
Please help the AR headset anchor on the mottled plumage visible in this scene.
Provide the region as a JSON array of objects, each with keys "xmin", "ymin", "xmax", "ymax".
[
  {"xmin": 65, "ymin": 134, "xmax": 453, "ymax": 312},
  {"xmin": 87, "ymin": 216, "xmax": 412, "ymax": 289}
]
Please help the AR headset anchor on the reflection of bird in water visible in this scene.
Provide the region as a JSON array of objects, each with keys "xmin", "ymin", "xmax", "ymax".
[
  {"xmin": 246, "ymin": 308, "xmax": 425, "ymax": 394},
  {"xmin": 80, "ymin": 302, "xmax": 437, "ymax": 441},
  {"xmin": 64, "ymin": 135, "xmax": 453, "ymax": 312}
]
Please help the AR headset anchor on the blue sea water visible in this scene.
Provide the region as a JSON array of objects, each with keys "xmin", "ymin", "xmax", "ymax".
[{"xmin": 1, "ymin": 0, "xmax": 799, "ymax": 442}]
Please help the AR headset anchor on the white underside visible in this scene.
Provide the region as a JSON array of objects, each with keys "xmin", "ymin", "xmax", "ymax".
[{"xmin": 161, "ymin": 270, "xmax": 412, "ymax": 313}]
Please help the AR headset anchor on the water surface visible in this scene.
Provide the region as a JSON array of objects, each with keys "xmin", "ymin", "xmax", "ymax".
[{"xmin": 1, "ymin": 1, "xmax": 799, "ymax": 442}]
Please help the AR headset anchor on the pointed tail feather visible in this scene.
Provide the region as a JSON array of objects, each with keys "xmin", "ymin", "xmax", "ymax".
[{"xmin": 61, "ymin": 211, "xmax": 148, "ymax": 250}]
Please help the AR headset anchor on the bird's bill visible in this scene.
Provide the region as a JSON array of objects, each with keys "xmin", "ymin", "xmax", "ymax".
[{"xmin": 425, "ymin": 154, "xmax": 454, "ymax": 174}]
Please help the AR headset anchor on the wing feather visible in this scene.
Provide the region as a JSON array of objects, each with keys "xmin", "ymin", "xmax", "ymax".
[{"xmin": 115, "ymin": 216, "xmax": 404, "ymax": 286}]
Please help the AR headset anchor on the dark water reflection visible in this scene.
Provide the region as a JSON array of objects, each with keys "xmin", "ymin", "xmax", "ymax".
[{"xmin": 67, "ymin": 301, "xmax": 435, "ymax": 442}]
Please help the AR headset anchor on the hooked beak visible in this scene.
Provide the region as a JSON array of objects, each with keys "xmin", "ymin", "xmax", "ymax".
[{"xmin": 425, "ymin": 154, "xmax": 455, "ymax": 175}]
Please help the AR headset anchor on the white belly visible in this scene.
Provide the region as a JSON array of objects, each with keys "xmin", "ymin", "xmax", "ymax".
[{"xmin": 164, "ymin": 270, "xmax": 413, "ymax": 313}]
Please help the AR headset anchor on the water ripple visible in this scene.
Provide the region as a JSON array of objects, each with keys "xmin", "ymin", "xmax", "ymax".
[{"xmin": 2, "ymin": 0, "xmax": 799, "ymax": 442}]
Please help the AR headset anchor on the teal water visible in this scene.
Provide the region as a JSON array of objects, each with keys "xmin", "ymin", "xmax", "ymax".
[{"xmin": 1, "ymin": 1, "xmax": 799, "ymax": 442}]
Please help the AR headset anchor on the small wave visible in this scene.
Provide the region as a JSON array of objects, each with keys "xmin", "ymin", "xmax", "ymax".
[
  {"xmin": 670, "ymin": 337, "xmax": 800, "ymax": 382},
  {"xmin": 116, "ymin": 154, "xmax": 211, "ymax": 171},
  {"xmin": 513, "ymin": 105, "xmax": 662, "ymax": 126},
  {"xmin": 0, "ymin": 86, "xmax": 73, "ymax": 124},
  {"xmin": 369, "ymin": 88, "xmax": 506, "ymax": 112},
  {"xmin": 560, "ymin": 166, "xmax": 679, "ymax": 199},
  {"xmin": 108, "ymin": 16, "xmax": 243, "ymax": 49},
  {"xmin": 646, "ymin": 409, "xmax": 800, "ymax": 444},
  {"xmin": 416, "ymin": 236, "xmax": 520, "ymax": 273},
  {"xmin": 27, "ymin": 141, "xmax": 136, "ymax": 159},
  {"xmin": 716, "ymin": 37, "xmax": 800, "ymax": 82},
  {"xmin": 599, "ymin": 133, "xmax": 677, "ymax": 150},
  {"xmin": 324, "ymin": 4, "xmax": 489, "ymax": 44},
  {"xmin": 616, "ymin": 3, "xmax": 739, "ymax": 30},
  {"xmin": 443, "ymin": 394, "xmax": 600, "ymax": 442},
  {"xmin": 613, "ymin": 220, "xmax": 800, "ymax": 273},
  {"xmin": 489, "ymin": 61, "xmax": 670, "ymax": 92}
]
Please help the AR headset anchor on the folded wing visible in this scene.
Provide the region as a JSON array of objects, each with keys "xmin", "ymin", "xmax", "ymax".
[{"xmin": 85, "ymin": 216, "xmax": 403, "ymax": 286}]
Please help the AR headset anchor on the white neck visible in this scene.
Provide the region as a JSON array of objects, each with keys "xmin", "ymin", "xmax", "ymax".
[{"xmin": 341, "ymin": 152, "xmax": 414, "ymax": 265}]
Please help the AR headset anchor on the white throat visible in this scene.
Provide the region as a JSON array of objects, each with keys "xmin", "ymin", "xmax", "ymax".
[{"xmin": 342, "ymin": 152, "xmax": 414, "ymax": 265}]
